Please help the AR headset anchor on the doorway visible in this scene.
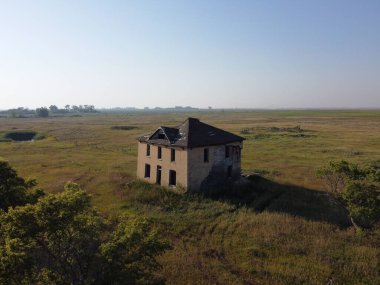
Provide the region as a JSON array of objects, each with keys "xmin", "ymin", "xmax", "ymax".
[{"xmin": 156, "ymin": 166, "xmax": 162, "ymax": 185}]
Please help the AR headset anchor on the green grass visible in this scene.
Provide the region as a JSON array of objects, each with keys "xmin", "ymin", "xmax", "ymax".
[{"xmin": 0, "ymin": 110, "xmax": 380, "ymax": 284}]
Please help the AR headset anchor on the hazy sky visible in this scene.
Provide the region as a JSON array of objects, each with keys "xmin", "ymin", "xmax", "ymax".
[{"xmin": 1, "ymin": 0, "xmax": 379, "ymax": 109}]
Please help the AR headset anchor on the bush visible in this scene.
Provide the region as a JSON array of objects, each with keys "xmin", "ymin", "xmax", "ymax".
[
  {"xmin": 33, "ymin": 132, "xmax": 47, "ymax": 140},
  {"xmin": 317, "ymin": 160, "xmax": 367, "ymax": 194},
  {"xmin": 0, "ymin": 182, "xmax": 170, "ymax": 285},
  {"xmin": 318, "ymin": 160, "xmax": 380, "ymax": 229},
  {"xmin": 342, "ymin": 182, "xmax": 380, "ymax": 228}
]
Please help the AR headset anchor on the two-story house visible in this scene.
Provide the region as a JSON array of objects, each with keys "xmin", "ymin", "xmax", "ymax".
[{"xmin": 136, "ymin": 118, "xmax": 244, "ymax": 192}]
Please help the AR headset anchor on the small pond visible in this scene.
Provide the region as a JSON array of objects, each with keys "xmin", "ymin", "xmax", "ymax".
[{"xmin": 4, "ymin": 131, "xmax": 37, "ymax": 141}]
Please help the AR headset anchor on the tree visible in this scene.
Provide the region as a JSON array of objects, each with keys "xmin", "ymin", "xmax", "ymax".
[
  {"xmin": 318, "ymin": 160, "xmax": 380, "ymax": 229},
  {"xmin": 317, "ymin": 160, "xmax": 367, "ymax": 194},
  {"xmin": 0, "ymin": 161, "xmax": 44, "ymax": 211},
  {"xmin": 49, "ymin": 105, "xmax": 59, "ymax": 113},
  {"xmin": 0, "ymin": 182, "xmax": 169, "ymax": 285},
  {"xmin": 36, "ymin": 107, "xmax": 49, "ymax": 117},
  {"xmin": 72, "ymin": 105, "xmax": 79, "ymax": 112},
  {"xmin": 99, "ymin": 217, "xmax": 169, "ymax": 284},
  {"xmin": 341, "ymin": 182, "xmax": 380, "ymax": 228}
]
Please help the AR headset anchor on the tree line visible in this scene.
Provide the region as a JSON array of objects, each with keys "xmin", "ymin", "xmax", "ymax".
[
  {"xmin": 36, "ymin": 105, "xmax": 97, "ymax": 117},
  {"xmin": 1, "ymin": 105, "xmax": 98, "ymax": 118}
]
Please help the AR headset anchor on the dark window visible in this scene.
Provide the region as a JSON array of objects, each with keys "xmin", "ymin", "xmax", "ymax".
[
  {"xmin": 144, "ymin": 164, "xmax": 151, "ymax": 178},
  {"xmin": 227, "ymin": 165, "xmax": 232, "ymax": 178},
  {"xmin": 158, "ymin": 146, "xmax": 162, "ymax": 159},
  {"xmin": 225, "ymin": 146, "xmax": 230, "ymax": 158},
  {"xmin": 204, "ymin": 148, "xmax": 209, "ymax": 162},
  {"xmin": 171, "ymin": 149, "xmax": 175, "ymax": 162},
  {"xmin": 158, "ymin": 133, "xmax": 165, "ymax": 139},
  {"xmin": 146, "ymin": 144, "xmax": 150, "ymax": 156},
  {"xmin": 169, "ymin": 170, "xmax": 176, "ymax": 186}
]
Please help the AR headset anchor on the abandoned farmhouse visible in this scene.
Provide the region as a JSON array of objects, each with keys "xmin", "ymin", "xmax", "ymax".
[{"xmin": 137, "ymin": 118, "xmax": 245, "ymax": 192}]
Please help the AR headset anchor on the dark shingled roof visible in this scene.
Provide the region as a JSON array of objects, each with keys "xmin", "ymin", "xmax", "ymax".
[{"xmin": 138, "ymin": 118, "xmax": 244, "ymax": 148}]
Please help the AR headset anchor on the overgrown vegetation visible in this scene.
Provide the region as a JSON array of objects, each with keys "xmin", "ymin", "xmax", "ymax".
[
  {"xmin": 118, "ymin": 179, "xmax": 379, "ymax": 285},
  {"xmin": 240, "ymin": 125, "xmax": 315, "ymax": 141},
  {"xmin": 0, "ymin": 161, "xmax": 44, "ymax": 210},
  {"xmin": 0, "ymin": 162, "xmax": 169, "ymax": 285},
  {"xmin": 318, "ymin": 160, "xmax": 380, "ymax": 228},
  {"xmin": 0, "ymin": 110, "xmax": 380, "ymax": 284}
]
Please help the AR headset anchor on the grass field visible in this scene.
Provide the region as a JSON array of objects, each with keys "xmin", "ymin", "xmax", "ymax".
[{"xmin": 1, "ymin": 110, "xmax": 380, "ymax": 284}]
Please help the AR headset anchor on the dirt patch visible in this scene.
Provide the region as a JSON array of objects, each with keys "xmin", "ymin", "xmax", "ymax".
[
  {"xmin": 111, "ymin": 125, "xmax": 139, "ymax": 131},
  {"xmin": 241, "ymin": 126, "xmax": 315, "ymax": 140},
  {"xmin": 269, "ymin": 125, "xmax": 303, "ymax": 132}
]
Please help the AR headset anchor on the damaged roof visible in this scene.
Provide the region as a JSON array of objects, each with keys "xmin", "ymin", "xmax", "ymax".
[{"xmin": 138, "ymin": 117, "xmax": 244, "ymax": 148}]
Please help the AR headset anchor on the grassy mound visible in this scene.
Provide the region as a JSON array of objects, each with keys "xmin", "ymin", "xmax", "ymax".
[{"xmin": 111, "ymin": 125, "xmax": 139, "ymax": 130}]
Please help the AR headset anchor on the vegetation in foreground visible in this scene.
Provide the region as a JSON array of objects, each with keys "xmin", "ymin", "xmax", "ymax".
[
  {"xmin": 0, "ymin": 110, "xmax": 379, "ymax": 284},
  {"xmin": 318, "ymin": 160, "xmax": 380, "ymax": 228},
  {"xmin": 0, "ymin": 162, "xmax": 169, "ymax": 285}
]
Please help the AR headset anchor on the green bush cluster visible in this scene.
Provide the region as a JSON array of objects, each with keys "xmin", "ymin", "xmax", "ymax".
[
  {"xmin": 318, "ymin": 160, "xmax": 380, "ymax": 229},
  {"xmin": 0, "ymin": 162, "xmax": 170, "ymax": 285}
]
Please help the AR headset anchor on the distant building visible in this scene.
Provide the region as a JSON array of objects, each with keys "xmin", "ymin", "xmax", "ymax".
[{"xmin": 136, "ymin": 118, "xmax": 245, "ymax": 192}]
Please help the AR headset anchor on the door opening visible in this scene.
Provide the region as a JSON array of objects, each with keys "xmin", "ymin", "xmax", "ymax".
[{"xmin": 156, "ymin": 166, "xmax": 162, "ymax": 185}]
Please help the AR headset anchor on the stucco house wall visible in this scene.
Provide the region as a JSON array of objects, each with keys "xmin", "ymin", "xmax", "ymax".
[
  {"xmin": 137, "ymin": 142, "xmax": 188, "ymax": 188},
  {"xmin": 187, "ymin": 142, "xmax": 242, "ymax": 192}
]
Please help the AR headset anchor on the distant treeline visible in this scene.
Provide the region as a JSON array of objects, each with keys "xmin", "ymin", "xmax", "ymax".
[
  {"xmin": 0, "ymin": 105, "xmax": 250, "ymax": 117},
  {"xmin": 99, "ymin": 106, "xmax": 207, "ymax": 113},
  {"xmin": 0, "ymin": 105, "xmax": 98, "ymax": 118}
]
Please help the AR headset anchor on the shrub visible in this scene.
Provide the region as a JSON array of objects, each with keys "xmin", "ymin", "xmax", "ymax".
[
  {"xmin": 317, "ymin": 160, "xmax": 367, "ymax": 194},
  {"xmin": 0, "ymin": 182, "xmax": 170, "ymax": 285},
  {"xmin": 33, "ymin": 132, "xmax": 47, "ymax": 140},
  {"xmin": 0, "ymin": 160, "xmax": 44, "ymax": 211},
  {"xmin": 342, "ymin": 182, "xmax": 380, "ymax": 228},
  {"xmin": 318, "ymin": 160, "xmax": 380, "ymax": 229}
]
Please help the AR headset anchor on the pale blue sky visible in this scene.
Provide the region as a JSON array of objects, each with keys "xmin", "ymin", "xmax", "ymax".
[{"xmin": 0, "ymin": 0, "xmax": 379, "ymax": 109}]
